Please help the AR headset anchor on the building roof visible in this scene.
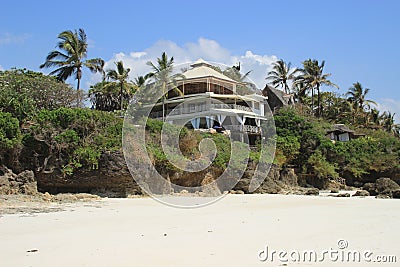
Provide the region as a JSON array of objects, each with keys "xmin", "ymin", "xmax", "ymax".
[
  {"xmin": 180, "ymin": 59, "xmax": 238, "ymax": 84},
  {"xmin": 327, "ymin": 124, "xmax": 355, "ymax": 134},
  {"xmin": 263, "ymin": 84, "xmax": 294, "ymax": 107}
]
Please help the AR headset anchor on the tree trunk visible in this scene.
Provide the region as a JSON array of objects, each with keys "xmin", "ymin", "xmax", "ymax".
[
  {"xmin": 162, "ymin": 82, "xmax": 166, "ymax": 122},
  {"xmin": 317, "ymin": 84, "xmax": 321, "ymax": 117},
  {"xmin": 77, "ymin": 68, "xmax": 82, "ymax": 108},
  {"xmin": 285, "ymin": 83, "xmax": 289, "ymax": 94},
  {"xmin": 162, "ymin": 97, "xmax": 165, "ymax": 122},
  {"xmin": 76, "ymin": 78, "xmax": 81, "ymax": 108},
  {"xmin": 120, "ymin": 82, "xmax": 124, "ymax": 111},
  {"xmin": 311, "ymin": 87, "xmax": 314, "ymax": 115}
]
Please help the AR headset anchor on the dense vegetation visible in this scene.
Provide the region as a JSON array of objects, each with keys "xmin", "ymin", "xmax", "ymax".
[
  {"xmin": 0, "ymin": 28, "xmax": 398, "ymax": 191},
  {"xmin": 0, "ymin": 69, "xmax": 77, "ymax": 120},
  {"xmin": 0, "ymin": 107, "xmax": 122, "ymax": 176},
  {"xmin": 144, "ymin": 118, "xmax": 258, "ymax": 178},
  {"xmin": 273, "ymin": 107, "xmax": 400, "ymax": 181}
]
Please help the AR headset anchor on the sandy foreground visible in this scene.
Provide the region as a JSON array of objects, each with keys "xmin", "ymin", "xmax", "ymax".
[{"xmin": 0, "ymin": 193, "xmax": 399, "ymax": 267}]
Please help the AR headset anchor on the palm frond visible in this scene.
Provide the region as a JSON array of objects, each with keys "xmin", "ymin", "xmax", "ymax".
[{"xmin": 85, "ymin": 58, "xmax": 105, "ymax": 73}]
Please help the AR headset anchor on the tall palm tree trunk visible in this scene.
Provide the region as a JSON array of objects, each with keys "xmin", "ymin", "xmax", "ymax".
[
  {"xmin": 285, "ymin": 83, "xmax": 289, "ymax": 94},
  {"xmin": 317, "ymin": 85, "xmax": 321, "ymax": 117},
  {"xmin": 162, "ymin": 82, "xmax": 166, "ymax": 122},
  {"xmin": 311, "ymin": 87, "xmax": 315, "ymax": 115},
  {"xmin": 77, "ymin": 68, "xmax": 82, "ymax": 108},
  {"xmin": 120, "ymin": 83, "xmax": 124, "ymax": 111},
  {"xmin": 76, "ymin": 78, "xmax": 81, "ymax": 108},
  {"xmin": 162, "ymin": 97, "xmax": 165, "ymax": 122}
]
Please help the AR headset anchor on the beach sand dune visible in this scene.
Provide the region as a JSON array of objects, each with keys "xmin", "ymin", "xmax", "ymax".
[{"xmin": 0, "ymin": 194, "xmax": 399, "ymax": 266}]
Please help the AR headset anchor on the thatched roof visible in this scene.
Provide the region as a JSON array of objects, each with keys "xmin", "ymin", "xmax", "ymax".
[
  {"xmin": 262, "ymin": 84, "xmax": 294, "ymax": 110},
  {"xmin": 327, "ymin": 124, "xmax": 355, "ymax": 134},
  {"xmin": 179, "ymin": 59, "xmax": 238, "ymax": 84}
]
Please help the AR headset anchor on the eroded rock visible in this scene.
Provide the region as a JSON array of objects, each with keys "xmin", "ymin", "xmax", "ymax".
[
  {"xmin": 352, "ymin": 190, "xmax": 370, "ymax": 197},
  {"xmin": 305, "ymin": 188, "xmax": 319, "ymax": 196},
  {"xmin": 0, "ymin": 168, "xmax": 38, "ymax": 195},
  {"xmin": 201, "ymin": 172, "xmax": 221, "ymax": 197}
]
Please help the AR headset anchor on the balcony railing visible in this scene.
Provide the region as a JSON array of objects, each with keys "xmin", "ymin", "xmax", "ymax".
[
  {"xmin": 211, "ymin": 103, "xmax": 253, "ymax": 113},
  {"xmin": 149, "ymin": 103, "xmax": 256, "ymax": 119},
  {"xmin": 223, "ymin": 124, "xmax": 261, "ymax": 134}
]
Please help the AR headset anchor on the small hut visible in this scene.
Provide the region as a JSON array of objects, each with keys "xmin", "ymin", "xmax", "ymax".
[{"xmin": 326, "ymin": 124, "xmax": 365, "ymax": 142}]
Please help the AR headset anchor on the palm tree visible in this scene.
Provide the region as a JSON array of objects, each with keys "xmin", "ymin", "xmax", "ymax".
[
  {"xmin": 223, "ymin": 62, "xmax": 252, "ymax": 82},
  {"xmin": 380, "ymin": 111, "xmax": 398, "ymax": 133},
  {"xmin": 133, "ymin": 73, "xmax": 153, "ymax": 89},
  {"xmin": 291, "ymin": 80, "xmax": 309, "ymax": 104},
  {"xmin": 40, "ymin": 28, "xmax": 104, "ymax": 106},
  {"xmin": 106, "ymin": 61, "xmax": 131, "ymax": 110},
  {"xmin": 89, "ymin": 81, "xmax": 120, "ymax": 111},
  {"xmin": 223, "ymin": 63, "xmax": 254, "ymax": 95},
  {"xmin": 297, "ymin": 59, "xmax": 338, "ymax": 117},
  {"xmin": 346, "ymin": 82, "xmax": 376, "ymax": 111},
  {"xmin": 369, "ymin": 108, "xmax": 380, "ymax": 124},
  {"xmin": 266, "ymin": 59, "xmax": 299, "ymax": 94},
  {"xmin": 147, "ymin": 52, "xmax": 182, "ymax": 121},
  {"xmin": 365, "ymin": 107, "xmax": 381, "ymax": 127}
]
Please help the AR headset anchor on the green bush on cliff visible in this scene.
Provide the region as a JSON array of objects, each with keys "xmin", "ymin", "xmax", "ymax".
[
  {"xmin": 144, "ymin": 118, "xmax": 235, "ymax": 174},
  {"xmin": 307, "ymin": 150, "xmax": 339, "ymax": 179},
  {"xmin": 276, "ymin": 135, "xmax": 300, "ymax": 165},
  {"xmin": 274, "ymin": 106, "xmax": 399, "ymax": 180},
  {"xmin": 0, "ymin": 111, "xmax": 21, "ymax": 149},
  {"xmin": 0, "ymin": 69, "xmax": 77, "ymax": 121},
  {"xmin": 23, "ymin": 108, "xmax": 123, "ymax": 175},
  {"xmin": 326, "ymin": 136, "xmax": 400, "ymax": 178}
]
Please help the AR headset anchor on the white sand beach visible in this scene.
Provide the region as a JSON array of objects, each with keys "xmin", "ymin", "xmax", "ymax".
[{"xmin": 0, "ymin": 194, "xmax": 399, "ymax": 267}]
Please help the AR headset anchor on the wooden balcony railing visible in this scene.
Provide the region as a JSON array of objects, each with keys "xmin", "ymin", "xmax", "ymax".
[
  {"xmin": 223, "ymin": 124, "xmax": 261, "ymax": 134},
  {"xmin": 149, "ymin": 103, "xmax": 257, "ymax": 119}
]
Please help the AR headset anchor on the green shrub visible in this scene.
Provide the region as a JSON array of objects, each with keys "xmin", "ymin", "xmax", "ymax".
[
  {"xmin": 276, "ymin": 135, "xmax": 300, "ymax": 165},
  {"xmin": 55, "ymin": 130, "xmax": 79, "ymax": 146},
  {"xmin": 73, "ymin": 146, "xmax": 101, "ymax": 170},
  {"xmin": 308, "ymin": 150, "xmax": 339, "ymax": 179},
  {"xmin": 0, "ymin": 69, "xmax": 77, "ymax": 120},
  {"xmin": 0, "ymin": 112, "xmax": 21, "ymax": 149},
  {"xmin": 24, "ymin": 108, "xmax": 123, "ymax": 174}
]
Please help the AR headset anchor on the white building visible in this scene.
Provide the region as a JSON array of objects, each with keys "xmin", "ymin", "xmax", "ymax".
[{"xmin": 149, "ymin": 59, "xmax": 270, "ymax": 144}]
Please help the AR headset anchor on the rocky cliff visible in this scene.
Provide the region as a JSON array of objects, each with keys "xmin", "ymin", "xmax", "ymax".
[
  {"xmin": 6, "ymin": 150, "xmax": 399, "ymax": 199},
  {"xmin": 33, "ymin": 151, "xmax": 300, "ymax": 197}
]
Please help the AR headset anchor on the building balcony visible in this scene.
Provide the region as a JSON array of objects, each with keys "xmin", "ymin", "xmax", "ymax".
[
  {"xmin": 223, "ymin": 124, "xmax": 261, "ymax": 134},
  {"xmin": 149, "ymin": 103, "xmax": 257, "ymax": 119}
]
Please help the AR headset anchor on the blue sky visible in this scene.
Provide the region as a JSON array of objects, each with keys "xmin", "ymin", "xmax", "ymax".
[{"xmin": 1, "ymin": 0, "xmax": 399, "ymax": 118}]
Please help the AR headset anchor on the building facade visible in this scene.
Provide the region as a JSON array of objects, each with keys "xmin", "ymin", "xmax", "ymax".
[{"xmin": 148, "ymin": 59, "xmax": 270, "ymax": 144}]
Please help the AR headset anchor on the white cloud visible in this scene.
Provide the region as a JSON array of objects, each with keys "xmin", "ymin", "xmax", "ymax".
[
  {"xmin": 232, "ymin": 51, "xmax": 278, "ymax": 87},
  {"xmin": 377, "ymin": 98, "xmax": 400, "ymax": 122},
  {"xmin": 0, "ymin": 65, "xmax": 3, "ymax": 71},
  {"xmin": 98, "ymin": 38, "xmax": 278, "ymax": 89},
  {"xmin": 0, "ymin": 33, "xmax": 30, "ymax": 45}
]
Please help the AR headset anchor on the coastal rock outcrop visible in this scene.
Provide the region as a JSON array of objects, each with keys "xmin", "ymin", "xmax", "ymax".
[
  {"xmin": 336, "ymin": 192, "xmax": 350, "ymax": 197},
  {"xmin": 201, "ymin": 172, "xmax": 221, "ymax": 197},
  {"xmin": 362, "ymin": 178, "xmax": 400, "ymax": 199},
  {"xmin": 232, "ymin": 164, "xmax": 298, "ymax": 194},
  {"xmin": 0, "ymin": 167, "xmax": 38, "ymax": 195},
  {"xmin": 305, "ymin": 188, "xmax": 319, "ymax": 195},
  {"xmin": 375, "ymin": 177, "xmax": 400, "ymax": 192},
  {"xmin": 392, "ymin": 189, "xmax": 400, "ymax": 199},
  {"xmin": 362, "ymin": 183, "xmax": 377, "ymax": 196},
  {"xmin": 36, "ymin": 151, "xmax": 143, "ymax": 197},
  {"xmin": 352, "ymin": 190, "xmax": 370, "ymax": 197}
]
